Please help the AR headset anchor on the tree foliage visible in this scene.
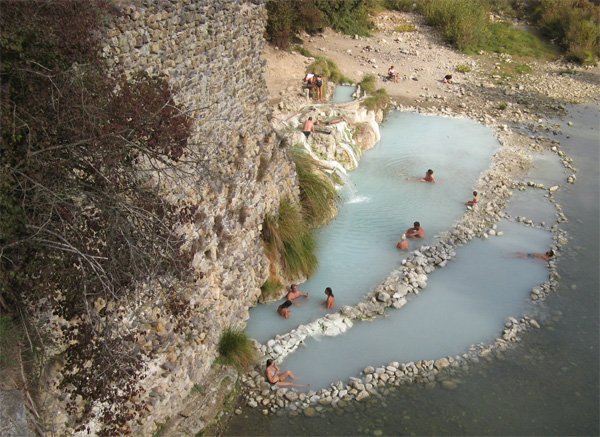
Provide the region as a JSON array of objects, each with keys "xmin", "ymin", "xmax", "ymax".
[{"xmin": 1, "ymin": 1, "xmax": 193, "ymax": 433}]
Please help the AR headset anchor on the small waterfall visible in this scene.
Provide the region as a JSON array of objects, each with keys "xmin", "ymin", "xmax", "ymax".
[{"xmin": 338, "ymin": 141, "xmax": 359, "ymax": 169}]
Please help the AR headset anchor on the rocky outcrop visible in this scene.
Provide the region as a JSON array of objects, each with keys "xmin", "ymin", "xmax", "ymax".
[{"xmin": 38, "ymin": 1, "xmax": 301, "ymax": 435}]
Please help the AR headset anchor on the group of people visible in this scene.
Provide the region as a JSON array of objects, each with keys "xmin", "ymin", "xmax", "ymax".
[
  {"xmin": 304, "ymin": 73, "xmax": 324, "ymax": 101},
  {"xmin": 277, "ymin": 284, "xmax": 335, "ymax": 319}
]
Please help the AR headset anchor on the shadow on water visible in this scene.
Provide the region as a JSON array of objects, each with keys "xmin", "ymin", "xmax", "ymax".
[{"xmin": 226, "ymin": 103, "xmax": 599, "ymax": 436}]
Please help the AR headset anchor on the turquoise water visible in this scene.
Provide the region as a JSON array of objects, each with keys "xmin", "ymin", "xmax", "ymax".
[
  {"xmin": 245, "ymin": 112, "xmax": 499, "ymax": 344},
  {"xmin": 279, "ymin": 220, "xmax": 551, "ymax": 390},
  {"xmin": 331, "ymin": 85, "xmax": 356, "ymax": 104}
]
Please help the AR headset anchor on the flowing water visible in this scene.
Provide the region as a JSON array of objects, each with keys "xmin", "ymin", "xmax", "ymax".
[{"xmin": 227, "ymin": 103, "xmax": 599, "ymax": 436}]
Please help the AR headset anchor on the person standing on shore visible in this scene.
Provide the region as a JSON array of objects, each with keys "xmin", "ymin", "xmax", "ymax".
[{"xmin": 315, "ymin": 74, "xmax": 323, "ymax": 101}]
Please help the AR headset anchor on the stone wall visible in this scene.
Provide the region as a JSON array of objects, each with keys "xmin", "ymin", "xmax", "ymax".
[{"xmin": 41, "ymin": 1, "xmax": 299, "ymax": 434}]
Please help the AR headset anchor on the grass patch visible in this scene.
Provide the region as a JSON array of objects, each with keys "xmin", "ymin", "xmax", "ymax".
[
  {"xmin": 218, "ymin": 328, "xmax": 256, "ymax": 369},
  {"xmin": 290, "ymin": 147, "xmax": 340, "ymax": 227},
  {"xmin": 497, "ymin": 102, "xmax": 507, "ymax": 110},
  {"xmin": 479, "ymin": 22, "xmax": 559, "ymax": 60},
  {"xmin": 515, "ymin": 63, "xmax": 533, "ymax": 74},
  {"xmin": 262, "ymin": 198, "xmax": 318, "ymax": 278},
  {"xmin": 260, "ymin": 277, "xmax": 282, "ymax": 300},
  {"xmin": 294, "ymin": 45, "xmax": 315, "ymax": 58},
  {"xmin": 558, "ymin": 69, "xmax": 577, "ymax": 76},
  {"xmin": 455, "ymin": 63, "xmax": 471, "ymax": 73},
  {"xmin": 361, "ymin": 88, "xmax": 391, "ymax": 114},
  {"xmin": 395, "ymin": 23, "xmax": 416, "ymax": 32},
  {"xmin": 359, "ymin": 74, "xmax": 377, "ymax": 94},
  {"xmin": 307, "ymin": 56, "xmax": 352, "ymax": 84},
  {"xmin": 192, "ymin": 384, "xmax": 206, "ymax": 395}
]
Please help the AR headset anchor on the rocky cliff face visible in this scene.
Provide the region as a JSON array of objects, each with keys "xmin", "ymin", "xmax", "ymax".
[{"xmin": 40, "ymin": 1, "xmax": 299, "ymax": 434}]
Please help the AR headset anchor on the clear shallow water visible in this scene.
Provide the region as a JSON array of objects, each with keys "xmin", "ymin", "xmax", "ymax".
[
  {"xmin": 245, "ymin": 112, "xmax": 499, "ymax": 344},
  {"xmin": 505, "ymin": 188, "xmax": 558, "ymax": 224},
  {"xmin": 331, "ymin": 85, "xmax": 356, "ymax": 104},
  {"xmin": 276, "ymin": 220, "xmax": 552, "ymax": 390},
  {"xmin": 226, "ymin": 103, "xmax": 599, "ymax": 436}
]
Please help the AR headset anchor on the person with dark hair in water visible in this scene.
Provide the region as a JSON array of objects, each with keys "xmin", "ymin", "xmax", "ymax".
[
  {"xmin": 407, "ymin": 169, "xmax": 436, "ymax": 183},
  {"xmin": 511, "ymin": 250, "xmax": 554, "ymax": 262},
  {"xmin": 266, "ymin": 359, "xmax": 309, "ymax": 387},
  {"xmin": 405, "ymin": 221, "xmax": 425, "ymax": 239},
  {"xmin": 277, "ymin": 300, "xmax": 293, "ymax": 319},
  {"xmin": 324, "ymin": 287, "xmax": 335, "ymax": 309}
]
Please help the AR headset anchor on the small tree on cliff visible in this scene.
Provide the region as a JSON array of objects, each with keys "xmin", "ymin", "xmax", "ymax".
[{"xmin": 1, "ymin": 1, "xmax": 194, "ymax": 433}]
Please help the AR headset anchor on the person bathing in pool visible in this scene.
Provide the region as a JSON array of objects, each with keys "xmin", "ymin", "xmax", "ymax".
[
  {"xmin": 511, "ymin": 250, "xmax": 554, "ymax": 262},
  {"xmin": 407, "ymin": 169, "xmax": 436, "ymax": 183},
  {"xmin": 265, "ymin": 359, "xmax": 309, "ymax": 387}
]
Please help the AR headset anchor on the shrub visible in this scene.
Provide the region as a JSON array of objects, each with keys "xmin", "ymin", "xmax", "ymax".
[
  {"xmin": 294, "ymin": 45, "xmax": 316, "ymax": 58},
  {"xmin": 417, "ymin": 0, "xmax": 490, "ymax": 52},
  {"xmin": 262, "ymin": 198, "xmax": 318, "ymax": 278},
  {"xmin": 359, "ymin": 74, "xmax": 378, "ymax": 94},
  {"xmin": 307, "ymin": 56, "xmax": 353, "ymax": 84},
  {"xmin": 291, "ymin": 148, "xmax": 340, "ymax": 226},
  {"xmin": 515, "ymin": 63, "xmax": 533, "ymax": 74},
  {"xmin": 535, "ymin": 0, "xmax": 599, "ymax": 65},
  {"xmin": 260, "ymin": 277, "xmax": 282, "ymax": 299},
  {"xmin": 218, "ymin": 328, "xmax": 257, "ymax": 369},
  {"xmin": 265, "ymin": 1, "xmax": 324, "ymax": 49},
  {"xmin": 455, "ymin": 63, "xmax": 472, "ymax": 73},
  {"xmin": 384, "ymin": 0, "xmax": 418, "ymax": 11},
  {"xmin": 497, "ymin": 102, "xmax": 508, "ymax": 110},
  {"xmin": 362, "ymin": 88, "xmax": 391, "ymax": 114},
  {"xmin": 395, "ymin": 23, "xmax": 417, "ymax": 32},
  {"xmin": 0, "ymin": 316, "xmax": 18, "ymax": 370},
  {"xmin": 482, "ymin": 22, "xmax": 558, "ymax": 59},
  {"xmin": 312, "ymin": 0, "xmax": 375, "ymax": 36}
]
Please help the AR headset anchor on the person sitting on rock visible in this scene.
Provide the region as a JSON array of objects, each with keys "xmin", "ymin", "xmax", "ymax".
[
  {"xmin": 405, "ymin": 222, "xmax": 425, "ymax": 239},
  {"xmin": 277, "ymin": 300, "xmax": 293, "ymax": 319},
  {"xmin": 266, "ymin": 359, "xmax": 309, "ymax": 387},
  {"xmin": 465, "ymin": 190, "xmax": 479, "ymax": 206},
  {"xmin": 388, "ymin": 65, "xmax": 400, "ymax": 83},
  {"xmin": 396, "ymin": 233, "xmax": 410, "ymax": 250},
  {"xmin": 443, "ymin": 74, "xmax": 453, "ymax": 84},
  {"xmin": 324, "ymin": 287, "xmax": 335, "ymax": 309}
]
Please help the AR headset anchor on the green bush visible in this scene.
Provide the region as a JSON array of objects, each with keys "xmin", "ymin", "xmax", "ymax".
[
  {"xmin": 455, "ymin": 63, "xmax": 472, "ymax": 73},
  {"xmin": 359, "ymin": 74, "xmax": 378, "ymax": 94},
  {"xmin": 291, "ymin": 148, "xmax": 340, "ymax": 226},
  {"xmin": 515, "ymin": 63, "xmax": 533, "ymax": 74},
  {"xmin": 260, "ymin": 277, "xmax": 282, "ymax": 299},
  {"xmin": 497, "ymin": 102, "xmax": 508, "ymax": 110},
  {"xmin": 384, "ymin": 0, "xmax": 418, "ymax": 11},
  {"xmin": 362, "ymin": 88, "xmax": 391, "ymax": 114},
  {"xmin": 536, "ymin": 0, "xmax": 599, "ymax": 65},
  {"xmin": 218, "ymin": 328, "xmax": 256, "ymax": 369},
  {"xmin": 262, "ymin": 198, "xmax": 318, "ymax": 278},
  {"xmin": 482, "ymin": 22, "xmax": 558, "ymax": 59},
  {"xmin": 417, "ymin": 0, "xmax": 489, "ymax": 52},
  {"xmin": 294, "ymin": 45, "xmax": 316, "ymax": 58},
  {"xmin": 395, "ymin": 23, "xmax": 417, "ymax": 32},
  {"xmin": 307, "ymin": 57, "xmax": 353, "ymax": 84}
]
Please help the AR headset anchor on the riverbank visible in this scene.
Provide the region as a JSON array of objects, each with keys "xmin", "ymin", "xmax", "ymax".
[{"xmin": 231, "ymin": 8, "xmax": 599, "ymax": 422}]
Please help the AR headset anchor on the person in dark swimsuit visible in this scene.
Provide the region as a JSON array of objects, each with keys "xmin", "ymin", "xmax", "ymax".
[{"xmin": 315, "ymin": 75, "xmax": 323, "ymax": 101}]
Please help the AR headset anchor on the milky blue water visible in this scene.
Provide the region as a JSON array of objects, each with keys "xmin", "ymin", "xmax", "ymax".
[
  {"xmin": 245, "ymin": 112, "xmax": 499, "ymax": 344},
  {"xmin": 331, "ymin": 85, "xmax": 356, "ymax": 104},
  {"xmin": 275, "ymin": 219, "xmax": 552, "ymax": 390}
]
